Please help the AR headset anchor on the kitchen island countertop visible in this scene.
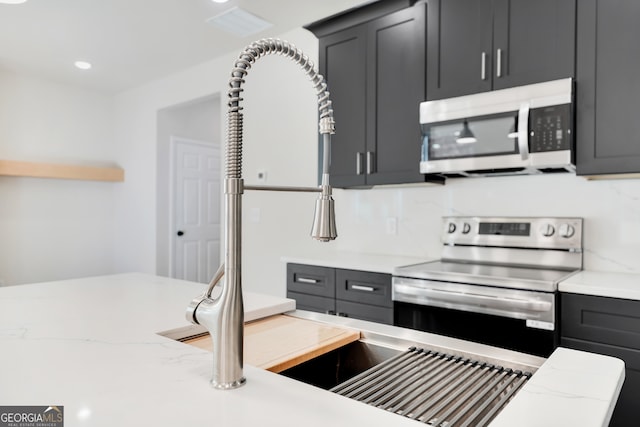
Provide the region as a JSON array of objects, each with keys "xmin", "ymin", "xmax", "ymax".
[{"xmin": 0, "ymin": 273, "xmax": 624, "ymax": 426}]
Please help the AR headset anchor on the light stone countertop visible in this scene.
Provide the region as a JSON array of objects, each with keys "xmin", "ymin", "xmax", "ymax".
[
  {"xmin": 282, "ymin": 251, "xmax": 432, "ymax": 274},
  {"xmin": 0, "ymin": 273, "xmax": 624, "ymax": 427},
  {"xmin": 560, "ymin": 270, "xmax": 640, "ymax": 301}
]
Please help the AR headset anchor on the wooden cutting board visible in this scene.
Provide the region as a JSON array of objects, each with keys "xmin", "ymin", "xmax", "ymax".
[{"xmin": 185, "ymin": 314, "xmax": 360, "ymax": 373}]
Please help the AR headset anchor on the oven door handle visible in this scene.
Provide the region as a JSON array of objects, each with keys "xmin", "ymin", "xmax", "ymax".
[{"xmin": 394, "ymin": 283, "xmax": 552, "ymax": 314}]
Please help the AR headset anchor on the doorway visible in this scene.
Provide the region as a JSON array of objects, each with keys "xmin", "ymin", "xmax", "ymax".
[
  {"xmin": 170, "ymin": 137, "xmax": 221, "ymax": 283},
  {"xmin": 156, "ymin": 94, "xmax": 222, "ymax": 282}
]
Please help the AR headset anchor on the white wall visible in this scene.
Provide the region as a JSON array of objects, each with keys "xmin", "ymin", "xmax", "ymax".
[
  {"xmin": 113, "ymin": 28, "xmax": 331, "ymax": 297},
  {"xmin": 0, "ymin": 69, "xmax": 116, "ymax": 285}
]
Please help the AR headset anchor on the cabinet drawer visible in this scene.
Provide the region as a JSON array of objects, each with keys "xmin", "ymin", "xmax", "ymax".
[
  {"xmin": 336, "ymin": 300, "xmax": 393, "ymax": 325},
  {"xmin": 287, "ymin": 291, "xmax": 335, "ymax": 315},
  {"xmin": 561, "ymin": 293, "xmax": 640, "ymax": 351},
  {"xmin": 287, "ymin": 264, "xmax": 335, "ymax": 298},
  {"xmin": 336, "ymin": 269, "xmax": 392, "ymax": 308}
]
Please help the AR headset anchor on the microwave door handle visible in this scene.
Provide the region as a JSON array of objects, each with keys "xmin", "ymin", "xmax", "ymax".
[{"xmin": 517, "ymin": 102, "xmax": 530, "ymax": 161}]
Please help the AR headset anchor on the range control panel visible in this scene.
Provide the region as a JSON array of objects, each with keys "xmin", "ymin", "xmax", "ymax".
[{"xmin": 443, "ymin": 216, "xmax": 583, "ymax": 250}]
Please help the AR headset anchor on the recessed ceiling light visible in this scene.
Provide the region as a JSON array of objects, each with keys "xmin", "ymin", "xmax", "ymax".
[
  {"xmin": 74, "ymin": 61, "xmax": 92, "ymax": 70},
  {"xmin": 0, "ymin": 0, "xmax": 28, "ymax": 4},
  {"xmin": 211, "ymin": 0, "xmax": 229, "ymax": 3}
]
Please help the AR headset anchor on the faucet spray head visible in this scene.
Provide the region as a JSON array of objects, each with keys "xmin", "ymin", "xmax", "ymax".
[{"xmin": 311, "ymin": 184, "xmax": 337, "ymax": 242}]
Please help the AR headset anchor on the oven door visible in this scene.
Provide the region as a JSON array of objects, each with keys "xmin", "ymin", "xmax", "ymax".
[{"xmin": 392, "ymin": 277, "xmax": 558, "ymax": 357}]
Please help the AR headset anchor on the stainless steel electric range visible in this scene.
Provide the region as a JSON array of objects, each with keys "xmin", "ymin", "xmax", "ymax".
[{"xmin": 393, "ymin": 216, "xmax": 583, "ymax": 357}]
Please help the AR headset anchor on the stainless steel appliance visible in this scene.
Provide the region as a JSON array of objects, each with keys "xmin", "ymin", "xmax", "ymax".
[
  {"xmin": 420, "ymin": 79, "xmax": 574, "ymax": 177},
  {"xmin": 393, "ymin": 216, "xmax": 583, "ymax": 357}
]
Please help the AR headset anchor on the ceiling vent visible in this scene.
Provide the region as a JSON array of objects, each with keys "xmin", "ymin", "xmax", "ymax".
[{"xmin": 206, "ymin": 7, "xmax": 273, "ymax": 38}]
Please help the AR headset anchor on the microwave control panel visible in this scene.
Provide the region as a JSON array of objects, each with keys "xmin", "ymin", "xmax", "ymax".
[{"xmin": 529, "ymin": 104, "xmax": 572, "ymax": 153}]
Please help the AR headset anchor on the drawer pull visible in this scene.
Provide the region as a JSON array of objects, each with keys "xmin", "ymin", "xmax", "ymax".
[
  {"xmin": 351, "ymin": 285, "xmax": 376, "ymax": 292},
  {"xmin": 297, "ymin": 277, "xmax": 320, "ymax": 284}
]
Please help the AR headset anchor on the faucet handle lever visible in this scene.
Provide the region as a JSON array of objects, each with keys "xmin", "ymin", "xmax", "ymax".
[
  {"xmin": 205, "ymin": 263, "xmax": 225, "ymax": 298},
  {"xmin": 186, "ymin": 295, "xmax": 207, "ymax": 325},
  {"xmin": 185, "ymin": 263, "xmax": 225, "ymax": 325}
]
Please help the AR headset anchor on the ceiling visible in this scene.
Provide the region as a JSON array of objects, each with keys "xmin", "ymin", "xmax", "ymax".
[{"xmin": 0, "ymin": 0, "xmax": 371, "ymax": 94}]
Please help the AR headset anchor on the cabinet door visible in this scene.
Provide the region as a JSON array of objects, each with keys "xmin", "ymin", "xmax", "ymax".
[
  {"xmin": 365, "ymin": 4, "xmax": 426, "ymax": 185},
  {"xmin": 561, "ymin": 293, "xmax": 640, "ymax": 351},
  {"xmin": 426, "ymin": 0, "xmax": 493, "ymax": 100},
  {"xmin": 576, "ymin": 0, "xmax": 640, "ymax": 175},
  {"xmin": 492, "ymin": 0, "xmax": 575, "ymax": 90},
  {"xmin": 319, "ymin": 25, "xmax": 367, "ymax": 188}
]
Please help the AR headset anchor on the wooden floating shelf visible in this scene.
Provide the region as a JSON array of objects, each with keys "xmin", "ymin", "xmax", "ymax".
[{"xmin": 0, "ymin": 159, "xmax": 124, "ymax": 182}]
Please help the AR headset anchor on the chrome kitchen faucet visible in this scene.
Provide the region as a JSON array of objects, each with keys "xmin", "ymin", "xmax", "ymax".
[{"xmin": 186, "ymin": 39, "xmax": 337, "ymax": 389}]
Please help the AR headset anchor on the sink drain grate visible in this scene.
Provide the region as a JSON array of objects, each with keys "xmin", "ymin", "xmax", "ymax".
[{"xmin": 330, "ymin": 346, "xmax": 531, "ymax": 427}]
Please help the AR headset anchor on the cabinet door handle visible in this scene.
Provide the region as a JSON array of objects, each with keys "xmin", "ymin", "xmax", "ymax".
[
  {"xmin": 481, "ymin": 52, "xmax": 487, "ymax": 81},
  {"xmin": 297, "ymin": 277, "xmax": 319, "ymax": 284},
  {"xmin": 352, "ymin": 285, "xmax": 376, "ymax": 292},
  {"xmin": 496, "ymin": 48, "xmax": 502, "ymax": 78},
  {"xmin": 356, "ymin": 152, "xmax": 364, "ymax": 175},
  {"xmin": 366, "ymin": 151, "xmax": 374, "ymax": 175}
]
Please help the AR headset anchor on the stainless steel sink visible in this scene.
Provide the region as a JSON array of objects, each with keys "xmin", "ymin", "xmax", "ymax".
[
  {"xmin": 280, "ymin": 340, "xmax": 401, "ymax": 390},
  {"xmin": 279, "ymin": 312, "xmax": 544, "ymax": 427}
]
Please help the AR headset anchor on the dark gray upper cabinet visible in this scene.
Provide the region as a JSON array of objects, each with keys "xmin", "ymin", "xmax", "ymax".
[
  {"xmin": 576, "ymin": 0, "xmax": 640, "ymax": 176},
  {"xmin": 316, "ymin": 3, "xmax": 429, "ymax": 188},
  {"xmin": 365, "ymin": 6, "xmax": 427, "ymax": 185},
  {"xmin": 426, "ymin": 0, "xmax": 493, "ymax": 100},
  {"xmin": 427, "ymin": 0, "xmax": 575, "ymax": 100},
  {"xmin": 319, "ymin": 26, "xmax": 367, "ymax": 187}
]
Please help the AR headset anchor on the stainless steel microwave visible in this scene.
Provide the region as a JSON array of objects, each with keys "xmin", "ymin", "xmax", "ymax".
[{"xmin": 419, "ymin": 78, "xmax": 574, "ymax": 177}]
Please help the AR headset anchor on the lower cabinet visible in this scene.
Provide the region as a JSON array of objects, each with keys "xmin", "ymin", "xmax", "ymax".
[
  {"xmin": 561, "ymin": 293, "xmax": 640, "ymax": 427},
  {"xmin": 286, "ymin": 263, "xmax": 393, "ymax": 325}
]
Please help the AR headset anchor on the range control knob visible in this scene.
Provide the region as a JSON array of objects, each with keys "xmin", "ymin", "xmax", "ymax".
[
  {"xmin": 539, "ymin": 224, "xmax": 555, "ymax": 237},
  {"xmin": 448, "ymin": 222, "xmax": 457, "ymax": 234},
  {"xmin": 558, "ymin": 223, "xmax": 576, "ymax": 238},
  {"xmin": 462, "ymin": 223, "xmax": 471, "ymax": 234}
]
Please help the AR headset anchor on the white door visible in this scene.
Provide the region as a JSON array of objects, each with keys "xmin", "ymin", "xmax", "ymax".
[{"xmin": 171, "ymin": 137, "xmax": 221, "ymax": 283}]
